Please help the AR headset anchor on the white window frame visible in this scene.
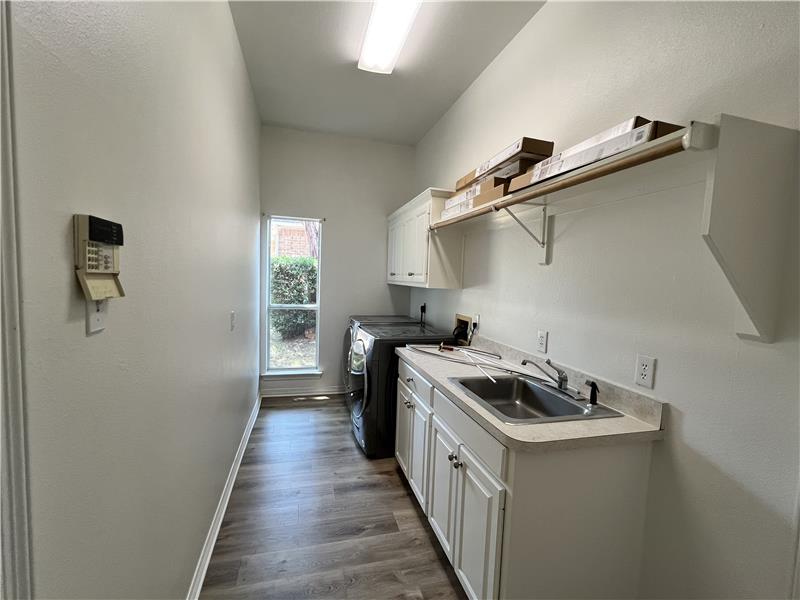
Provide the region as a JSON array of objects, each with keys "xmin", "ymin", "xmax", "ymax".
[{"xmin": 264, "ymin": 215, "xmax": 322, "ymax": 374}]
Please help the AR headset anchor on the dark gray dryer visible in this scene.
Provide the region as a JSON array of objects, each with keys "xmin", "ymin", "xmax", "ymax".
[{"xmin": 343, "ymin": 321, "xmax": 452, "ymax": 458}]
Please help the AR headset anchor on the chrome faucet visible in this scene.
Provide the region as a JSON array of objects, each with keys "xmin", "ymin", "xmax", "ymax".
[{"xmin": 521, "ymin": 358, "xmax": 569, "ymax": 391}]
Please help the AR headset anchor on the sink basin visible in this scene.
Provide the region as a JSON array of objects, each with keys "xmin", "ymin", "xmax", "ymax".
[{"xmin": 449, "ymin": 375, "xmax": 622, "ymax": 424}]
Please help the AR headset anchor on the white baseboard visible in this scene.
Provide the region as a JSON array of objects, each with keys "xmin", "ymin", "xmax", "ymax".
[
  {"xmin": 186, "ymin": 396, "xmax": 260, "ymax": 600},
  {"xmin": 259, "ymin": 383, "xmax": 345, "ymax": 398}
]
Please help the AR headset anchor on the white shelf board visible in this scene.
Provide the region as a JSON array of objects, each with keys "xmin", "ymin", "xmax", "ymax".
[{"xmin": 426, "ymin": 115, "xmax": 799, "ymax": 343}]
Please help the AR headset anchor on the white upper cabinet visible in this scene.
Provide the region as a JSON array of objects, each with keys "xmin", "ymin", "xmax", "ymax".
[
  {"xmin": 387, "ymin": 188, "xmax": 463, "ymax": 289},
  {"xmin": 387, "ymin": 220, "xmax": 402, "ymax": 282}
]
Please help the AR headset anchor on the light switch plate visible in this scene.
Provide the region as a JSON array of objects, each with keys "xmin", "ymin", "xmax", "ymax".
[
  {"xmin": 86, "ymin": 300, "xmax": 107, "ymax": 335},
  {"xmin": 537, "ymin": 330, "xmax": 548, "ymax": 353},
  {"xmin": 635, "ymin": 354, "xmax": 656, "ymax": 388}
]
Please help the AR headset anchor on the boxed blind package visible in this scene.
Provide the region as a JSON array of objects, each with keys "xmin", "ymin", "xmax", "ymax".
[
  {"xmin": 455, "ymin": 137, "xmax": 553, "ymax": 191},
  {"xmin": 440, "ymin": 182, "xmax": 507, "ymax": 221},
  {"xmin": 445, "ymin": 176, "xmax": 505, "ymax": 210},
  {"xmin": 508, "ymin": 119, "xmax": 682, "ymax": 193}
]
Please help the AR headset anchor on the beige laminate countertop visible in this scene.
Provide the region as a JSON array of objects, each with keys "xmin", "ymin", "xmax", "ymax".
[{"xmin": 396, "ymin": 346, "xmax": 663, "ymax": 452}]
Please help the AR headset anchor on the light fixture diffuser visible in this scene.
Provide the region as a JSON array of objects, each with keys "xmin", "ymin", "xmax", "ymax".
[{"xmin": 358, "ymin": 1, "xmax": 421, "ymax": 75}]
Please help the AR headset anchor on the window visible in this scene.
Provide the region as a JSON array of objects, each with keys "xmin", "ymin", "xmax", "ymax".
[{"xmin": 265, "ymin": 216, "xmax": 322, "ymax": 372}]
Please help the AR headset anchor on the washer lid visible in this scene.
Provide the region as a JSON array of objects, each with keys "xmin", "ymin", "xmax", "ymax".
[
  {"xmin": 358, "ymin": 323, "xmax": 448, "ymax": 339},
  {"xmin": 349, "ymin": 314, "xmax": 418, "ymax": 325}
]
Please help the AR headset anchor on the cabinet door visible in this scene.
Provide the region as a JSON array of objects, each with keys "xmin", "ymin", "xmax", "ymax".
[
  {"xmin": 400, "ymin": 214, "xmax": 416, "ymax": 281},
  {"xmin": 387, "ymin": 221, "xmax": 399, "ymax": 281},
  {"xmin": 395, "ymin": 380, "xmax": 412, "ymax": 476},
  {"xmin": 453, "ymin": 444, "xmax": 505, "ymax": 600},
  {"xmin": 427, "ymin": 415, "xmax": 459, "ymax": 560},
  {"xmin": 409, "ymin": 206, "xmax": 429, "ymax": 283},
  {"xmin": 407, "ymin": 395, "xmax": 431, "ymax": 511}
]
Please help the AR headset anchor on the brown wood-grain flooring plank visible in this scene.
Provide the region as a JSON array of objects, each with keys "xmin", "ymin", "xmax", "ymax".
[{"xmin": 200, "ymin": 396, "xmax": 464, "ymax": 600}]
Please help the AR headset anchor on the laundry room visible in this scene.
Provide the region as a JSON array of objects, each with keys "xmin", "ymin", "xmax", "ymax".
[{"xmin": 2, "ymin": 2, "xmax": 799, "ymax": 600}]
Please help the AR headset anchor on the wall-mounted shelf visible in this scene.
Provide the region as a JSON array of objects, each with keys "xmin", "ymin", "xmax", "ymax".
[
  {"xmin": 430, "ymin": 122, "xmax": 716, "ymax": 230},
  {"xmin": 428, "ymin": 114, "xmax": 799, "ymax": 343}
]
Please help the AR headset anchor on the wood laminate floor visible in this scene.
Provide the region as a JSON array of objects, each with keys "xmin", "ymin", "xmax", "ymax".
[{"xmin": 200, "ymin": 395, "xmax": 465, "ymax": 600}]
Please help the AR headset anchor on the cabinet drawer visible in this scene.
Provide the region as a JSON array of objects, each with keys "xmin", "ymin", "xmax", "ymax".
[
  {"xmin": 433, "ymin": 388, "xmax": 506, "ymax": 480},
  {"xmin": 399, "ymin": 360, "xmax": 433, "ymax": 408}
]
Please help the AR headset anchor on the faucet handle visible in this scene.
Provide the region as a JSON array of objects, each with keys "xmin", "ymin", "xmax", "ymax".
[{"xmin": 544, "ymin": 359, "xmax": 568, "ymax": 390}]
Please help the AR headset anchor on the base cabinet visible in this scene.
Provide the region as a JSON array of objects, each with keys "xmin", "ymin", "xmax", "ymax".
[
  {"xmin": 396, "ymin": 379, "xmax": 432, "ymax": 509},
  {"xmin": 452, "ymin": 445, "xmax": 505, "ymax": 600},
  {"xmin": 408, "ymin": 398, "xmax": 431, "ymax": 507},
  {"xmin": 428, "ymin": 415, "xmax": 459, "ymax": 559},
  {"xmin": 395, "ymin": 381, "xmax": 412, "ymax": 476},
  {"xmin": 403, "ymin": 388, "xmax": 505, "ymax": 600},
  {"xmin": 395, "ymin": 359, "xmax": 652, "ymax": 600}
]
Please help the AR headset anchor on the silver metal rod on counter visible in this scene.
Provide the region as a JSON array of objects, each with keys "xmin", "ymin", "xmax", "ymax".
[{"xmin": 460, "ymin": 349, "xmax": 497, "ymax": 383}]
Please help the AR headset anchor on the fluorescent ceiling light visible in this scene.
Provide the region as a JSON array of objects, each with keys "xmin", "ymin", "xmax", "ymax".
[{"xmin": 358, "ymin": 1, "xmax": 421, "ymax": 75}]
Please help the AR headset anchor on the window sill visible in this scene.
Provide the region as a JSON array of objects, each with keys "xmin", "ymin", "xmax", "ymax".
[{"xmin": 261, "ymin": 369, "xmax": 324, "ymax": 379}]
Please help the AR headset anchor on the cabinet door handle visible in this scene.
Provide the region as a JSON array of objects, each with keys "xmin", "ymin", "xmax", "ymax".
[
  {"xmin": 452, "ymin": 461, "xmax": 463, "ymax": 469},
  {"xmin": 390, "ymin": 272, "xmax": 396, "ymax": 276},
  {"xmin": 408, "ymin": 272, "xmax": 414, "ymax": 276},
  {"xmin": 447, "ymin": 453, "xmax": 457, "ymax": 462},
  {"xmin": 405, "ymin": 377, "xmax": 414, "ymax": 383}
]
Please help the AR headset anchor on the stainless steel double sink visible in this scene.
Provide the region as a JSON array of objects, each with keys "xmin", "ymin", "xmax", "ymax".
[{"xmin": 449, "ymin": 375, "xmax": 622, "ymax": 424}]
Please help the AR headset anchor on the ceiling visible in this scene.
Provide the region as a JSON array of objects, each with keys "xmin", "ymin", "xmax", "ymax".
[{"xmin": 230, "ymin": 1, "xmax": 543, "ymax": 145}]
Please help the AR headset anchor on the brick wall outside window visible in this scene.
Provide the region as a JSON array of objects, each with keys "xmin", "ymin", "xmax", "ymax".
[{"xmin": 271, "ymin": 223, "xmax": 310, "ymax": 257}]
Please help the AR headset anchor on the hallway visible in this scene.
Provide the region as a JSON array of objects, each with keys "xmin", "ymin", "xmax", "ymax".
[{"xmin": 200, "ymin": 397, "xmax": 465, "ymax": 599}]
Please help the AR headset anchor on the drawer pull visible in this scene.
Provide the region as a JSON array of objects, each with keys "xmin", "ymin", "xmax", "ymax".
[
  {"xmin": 405, "ymin": 377, "xmax": 414, "ymax": 383},
  {"xmin": 447, "ymin": 453, "xmax": 457, "ymax": 462},
  {"xmin": 452, "ymin": 461, "xmax": 463, "ymax": 469}
]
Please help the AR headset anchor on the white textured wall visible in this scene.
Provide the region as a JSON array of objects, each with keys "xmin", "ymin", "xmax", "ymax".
[
  {"xmin": 410, "ymin": 2, "xmax": 800, "ymax": 597},
  {"xmin": 260, "ymin": 126, "xmax": 414, "ymax": 395},
  {"xmin": 10, "ymin": 3, "xmax": 260, "ymax": 598}
]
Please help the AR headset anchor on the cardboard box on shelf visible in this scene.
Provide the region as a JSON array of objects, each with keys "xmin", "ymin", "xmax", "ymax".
[
  {"xmin": 438, "ymin": 182, "xmax": 506, "ymax": 221},
  {"xmin": 446, "ymin": 175, "xmax": 508, "ymax": 210},
  {"xmin": 472, "ymin": 183, "xmax": 507, "ymax": 208},
  {"xmin": 492, "ymin": 158, "xmax": 536, "ymax": 181},
  {"xmin": 455, "ymin": 137, "xmax": 553, "ymax": 191},
  {"xmin": 508, "ymin": 120, "xmax": 682, "ymax": 193}
]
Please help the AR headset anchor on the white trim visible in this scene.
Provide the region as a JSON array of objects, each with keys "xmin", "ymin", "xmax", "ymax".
[
  {"xmin": 1, "ymin": 2, "xmax": 33, "ymax": 597},
  {"xmin": 260, "ymin": 383, "xmax": 345, "ymax": 398},
  {"xmin": 264, "ymin": 215, "xmax": 322, "ymax": 372},
  {"xmin": 185, "ymin": 397, "xmax": 260, "ymax": 600},
  {"xmin": 792, "ymin": 482, "xmax": 800, "ymax": 599},
  {"xmin": 259, "ymin": 215, "xmax": 267, "ymax": 377},
  {"xmin": 262, "ymin": 369, "xmax": 323, "ymax": 378}
]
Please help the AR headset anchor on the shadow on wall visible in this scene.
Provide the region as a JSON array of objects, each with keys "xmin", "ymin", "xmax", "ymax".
[
  {"xmin": 639, "ymin": 402, "xmax": 798, "ymax": 598},
  {"xmin": 65, "ymin": 218, "xmax": 89, "ymax": 323},
  {"xmin": 388, "ymin": 284, "xmax": 413, "ymax": 317},
  {"xmin": 639, "ymin": 195, "xmax": 799, "ymax": 598}
]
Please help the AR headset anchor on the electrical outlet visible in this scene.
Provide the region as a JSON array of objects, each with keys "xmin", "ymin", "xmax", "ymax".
[
  {"xmin": 537, "ymin": 330, "xmax": 548, "ymax": 353},
  {"xmin": 635, "ymin": 354, "xmax": 656, "ymax": 388}
]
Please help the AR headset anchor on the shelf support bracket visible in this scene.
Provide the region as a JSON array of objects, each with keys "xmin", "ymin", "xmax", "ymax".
[{"xmin": 502, "ymin": 205, "xmax": 552, "ymax": 265}]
